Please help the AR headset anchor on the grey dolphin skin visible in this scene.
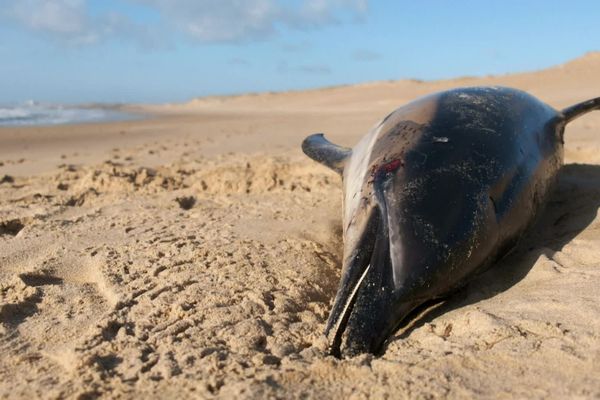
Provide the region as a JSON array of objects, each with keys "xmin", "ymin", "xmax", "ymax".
[{"xmin": 302, "ymin": 86, "xmax": 600, "ymax": 358}]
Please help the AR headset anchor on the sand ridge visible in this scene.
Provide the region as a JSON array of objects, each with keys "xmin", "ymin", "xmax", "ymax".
[{"xmin": 1, "ymin": 53, "xmax": 600, "ymax": 398}]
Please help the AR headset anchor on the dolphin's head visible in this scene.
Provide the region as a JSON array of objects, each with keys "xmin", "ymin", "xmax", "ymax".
[
  {"xmin": 324, "ymin": 125, "xmax": 500, "ymax": 357},
  {"xmin": 303, "ymin": 120, "xmax": 499, "ymax": 357}
]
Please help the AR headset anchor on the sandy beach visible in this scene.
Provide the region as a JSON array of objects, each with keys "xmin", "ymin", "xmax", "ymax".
[{"xmin": 1, "ymin": 53, "xmax": 599, "ymax": 398}]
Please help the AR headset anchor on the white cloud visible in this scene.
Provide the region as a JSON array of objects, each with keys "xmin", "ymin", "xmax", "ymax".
[
  {"xmin": 5, "ymin": 0, "xmax": 118, "ymax": 44},
  {"xmin": 132, "ymin": 0, "xmax": 368, "ymax": 42},
  {"xmin": 3, "ymin": 0, "xmax": 368, "ymax": 45},
  {"xmin": 137, "ymin": 0, "xmax": 278, "ymax": 42},
  {"xmin": 5, "ymin": 0, "xmax": 94, "ymax": 44},
  {"xmin": 9, "ymin": 0, "xmax": 87, "ymax": 34},
  {"xmin": 3, "ymin": 0, "xmax": 167, "ymax": 46}
]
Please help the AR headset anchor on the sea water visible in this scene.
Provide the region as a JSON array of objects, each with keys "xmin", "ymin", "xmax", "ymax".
[{"xmin": 0, "ymin": 101, "xmax": 138, "ymax": 126}]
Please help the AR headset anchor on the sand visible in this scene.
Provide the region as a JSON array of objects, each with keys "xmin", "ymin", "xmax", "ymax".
[{"xmin": 1, "ymin": 53, "xmax": 599, "ymax": 399}]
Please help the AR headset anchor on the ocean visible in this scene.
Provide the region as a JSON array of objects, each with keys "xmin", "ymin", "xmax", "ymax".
[{"xmin": 0, "ymin": 101, "xmax": 138, "ymax": 126}]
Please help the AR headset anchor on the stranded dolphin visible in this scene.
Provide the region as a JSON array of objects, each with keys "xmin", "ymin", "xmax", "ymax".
[{"xmin": 302, "ymin": 86, "xmax": 600, "ymax": 357}]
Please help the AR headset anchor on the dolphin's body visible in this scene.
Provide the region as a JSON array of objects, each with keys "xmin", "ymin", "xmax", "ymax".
[{"xmin": 302, "ymin": 86, "xmax": 600, "ymax": 357}]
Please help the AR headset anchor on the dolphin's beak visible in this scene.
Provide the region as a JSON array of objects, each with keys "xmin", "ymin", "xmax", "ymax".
[
  {"xmin": 324, "ymin": 205, "xmax": 419, "ymax": 357},
  {"xmin": 324, "ymin": 205, "xmax": 378, "ymax": 356}
]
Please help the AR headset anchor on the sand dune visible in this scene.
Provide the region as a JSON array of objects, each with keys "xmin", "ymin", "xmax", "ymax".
[{"xmin": 1, "ymin": 53, "xmax": 599, "ymax": 398}]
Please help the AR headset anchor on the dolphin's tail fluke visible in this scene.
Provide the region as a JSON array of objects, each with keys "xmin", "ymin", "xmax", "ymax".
[{"xmin": 562, "ymin": 97, "xmax": 600, "ymax": 124}]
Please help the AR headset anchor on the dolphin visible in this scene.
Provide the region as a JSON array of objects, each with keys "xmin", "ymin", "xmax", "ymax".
[{"xmin": 302, "ymin": 86, "xmax": 600, "ymax": 357}]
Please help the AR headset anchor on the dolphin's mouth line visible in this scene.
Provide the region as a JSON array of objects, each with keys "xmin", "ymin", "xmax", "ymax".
[{"xmin": 327, "ymin": 262, "xmax": 372, "ymax": 356}]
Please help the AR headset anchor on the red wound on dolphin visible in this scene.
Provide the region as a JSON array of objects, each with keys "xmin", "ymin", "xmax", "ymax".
[
  {"xmin": 382, "ymin": 159, "xmax": 403, "ymax": 173},
  {"xmin": 368, "ymin": 159, "xmax": 404, "ymax": 182}
]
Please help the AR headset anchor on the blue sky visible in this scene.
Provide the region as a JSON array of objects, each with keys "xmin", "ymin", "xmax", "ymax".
[{"xmin": 1, "ymin": 0, "xmax": 599, "ymax": 104}]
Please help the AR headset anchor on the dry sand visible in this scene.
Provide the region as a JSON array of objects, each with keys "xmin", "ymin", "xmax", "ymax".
[{"xmin": 1, "ymin": 53, "xmax": 600, "ymax": 399}]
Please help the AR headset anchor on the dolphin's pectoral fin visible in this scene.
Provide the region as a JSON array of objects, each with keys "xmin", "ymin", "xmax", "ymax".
[{"xmin": 302, "ymin": 133, "xmax": 352, "ymax": 174}]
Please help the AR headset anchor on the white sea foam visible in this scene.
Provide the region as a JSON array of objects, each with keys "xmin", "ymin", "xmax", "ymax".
[{"xmin": 0, "ymin": 102, "xmax": 136, "ymax": 126}]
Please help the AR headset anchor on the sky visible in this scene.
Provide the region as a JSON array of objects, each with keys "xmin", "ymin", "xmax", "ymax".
[{"xmin": 1, "ymin": 0, "xmax": 599, "ymax": 105}]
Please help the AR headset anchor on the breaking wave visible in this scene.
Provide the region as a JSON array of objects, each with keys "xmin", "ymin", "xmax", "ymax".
[{"xmin": 0, "ymin": 101, "xmax": 137, "ymax": 126}]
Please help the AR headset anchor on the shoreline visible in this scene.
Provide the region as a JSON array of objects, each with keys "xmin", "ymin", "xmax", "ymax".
[{"xmin": 0, "ymin": 104, "xmax": 146, "ymax": 128}]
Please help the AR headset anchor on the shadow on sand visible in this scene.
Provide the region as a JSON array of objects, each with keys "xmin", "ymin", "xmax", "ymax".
[{"xmin": 387, "ymin": 163, "xmax": 600, "ymax": 346}]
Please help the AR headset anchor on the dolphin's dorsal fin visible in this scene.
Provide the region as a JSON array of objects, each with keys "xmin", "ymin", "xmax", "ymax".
[
  {"xmin": 302, "ymin": 133, "xmax": 352, "ymax": 174},
  {"xmin": 562, "ymin": 97, "xmax": 600, "ymax": 123}
]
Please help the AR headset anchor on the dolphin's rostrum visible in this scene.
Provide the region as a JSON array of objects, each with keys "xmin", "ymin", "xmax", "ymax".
[{"xmin": 302, "ymin": 86, "xmax": 600, "ymax": 357}]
